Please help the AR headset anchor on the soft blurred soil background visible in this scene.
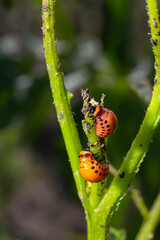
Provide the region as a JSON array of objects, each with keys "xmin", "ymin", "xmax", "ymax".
[{"xmin": 0, "ymin": 0, "xmax": 159, "ymax": 240}]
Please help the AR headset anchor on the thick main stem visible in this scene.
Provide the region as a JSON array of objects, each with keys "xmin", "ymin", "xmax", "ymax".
[
  {"xmin": 94, "ymin": 81, "xmax": 160, "ymax": 236},
  {"xmin": 93, "ymin": 0, "xmax": 160, "ymax": 233},
  {"xmin": 87, "ymin": 217, "xmax": 107, "ymax": 240},
  {"xmin": 42, "ymin": 0, "xmax": 160, "ymax": 239},
  {"xmin": 42, "ymin": 0, "xmax": 92, "ymax": 216}
]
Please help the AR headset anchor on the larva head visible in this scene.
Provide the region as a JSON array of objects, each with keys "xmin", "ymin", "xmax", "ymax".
[
  {"xmin": 91, "ymin": 105, "xmax": 104, "ymax": 117},
  {"xmin": 79, "ymin": 150, "xmax": 92, "ymax": 163}
]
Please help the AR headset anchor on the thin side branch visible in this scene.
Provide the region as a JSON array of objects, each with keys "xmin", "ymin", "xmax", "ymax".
[
  {"xmin": 109, "ymin": 164, "xmax": 149, "ymax": 216},
  {"xmin": 130, "ymin": 189, "xmax": 148, "ymax": 217},
  {"xmin": 81, "ymin": 89, "xmax": 107, "ymax": 208},
  {"xmin": 135, "ymin": 193, "xmax": 160, "ymax": 240}
]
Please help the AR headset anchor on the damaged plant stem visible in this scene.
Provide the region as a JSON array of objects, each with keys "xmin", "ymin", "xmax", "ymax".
[{"xmin": 81, "ymin": 89, "xmax": 109, "ymax": 209}]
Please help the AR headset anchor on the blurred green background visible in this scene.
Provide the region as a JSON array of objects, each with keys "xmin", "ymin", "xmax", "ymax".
[{"xmin": 0, "ymin": 0, "xmax": 159, "ymax": 239}]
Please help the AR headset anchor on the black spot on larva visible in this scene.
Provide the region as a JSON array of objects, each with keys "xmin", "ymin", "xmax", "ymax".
[
  {"xmin": 140, "ymin": 144, "xmax": 143, "ymax": 147},
  {"xmin": 100, "ymin": 123, "xmax": 103, "ymax": 125},
  {"xmin": 104, "ymin": 120, "xmax": 107, "ymax": 123},
  {"xmin": 95, "ymin": 163, "xmax": 98, "ymax": 166},
  {"xmin": 99, "ymin": 172, "xmax": 102, "ymax": 176},
  {"xmin": 107, "ymin": 125, "xmax": 110, "ymax": 128},
  {"xmin": 103, "ymin": 173, "xmax": 105, "ymax": 176},
  {"xmin": 91, "ymin": 161, "xmax": 94, "ymax": 164},
  {"xmin": 107, "ymin": 129, "xmax": 111, "ymax": 131},
  {"xmin": 91, "ymin": 166, "xmax": 95, "ymax": 169},
  {"xmin": 99, "ymin": 166, "xmax": 101, "ymax": 169},
  {"xmin": 107, "ymin": 133, "xmax": 109, "ymax": 135},
  {"xmin": 119, "ymin": 171, "xmax": 125, "ymax": 178},
  {"xmin": 101, "ymin": 126, "xmax": 105, "ymax": 129},
  {"xmin": 102, "ymin": 168, "xmax": 104, "ymax": 170},
  {"xmin": 99, "ymin": 118, "xmax": 103, "ymax": 121},
  {"xmin": 95, "ymin": 170, "xmax": 98, "ymax": 173}
]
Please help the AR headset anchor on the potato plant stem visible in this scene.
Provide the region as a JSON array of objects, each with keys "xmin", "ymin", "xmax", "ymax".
[
  {"xmin": 81, "ymin": 91, "xmax": 108, "ymax": 209},
  {"xmin": 42, "ymin": 0, "xmax": 160, "ymax": 239},
  {"xmin": 131, "ymin": 189, "xmax": 148, "ymax": 217},
  {"xmin": 90, "ymin": 0, "xmax": 160, "ymax": 238},
  {"xmin": 146, "ymin": 0, "xmax": 160, "ymax": 81},
  {"xmin": 41, "ymin": 0, "xmax": 92, "ymax": 217},
  {"xmin": 110, "ymin": 164, "xmax": 149, "ymax": 217},
  {"xmin": 91, "ymin": 78, "xmax": 160, "ymax": 240},
  {"xmin": 135, "ymin": 193, "xmax": 160, "ymax": 240}
]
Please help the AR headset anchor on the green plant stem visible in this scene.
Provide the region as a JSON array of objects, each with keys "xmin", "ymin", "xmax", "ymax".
[
  {"xmin": 88, "ymin": 1, "xmax": 160, "ymax": 238},
  {"xmin": 82, "ymin": 118, "xmax": 105, "ymax": 208},
  {"xmin": 41, "ymin": 0, "xmax": 92, "ymax": 217},
  {"xmin": 82, "ymin": 117, "xmax": 106, "ymax": 208},
  {"xmin": 81, "ymin": 90, "xmax": 105, "ymax": 162},
  {"xmin": 82, "ymin": 120, "xmax": 103, "ymax": 161},
  {"xmin": 130, "ymin": 189, "xmax": 148, "ymax": 217},
  {"xmin": 81, "ymin": 91, "xmax": 108, "ymax": 208},
  {"xmin": 42, "ymin": 0, "xmax": 160, "ymax": 239},
  {"xmin": 135, "ymin": 193, "xmax": 160, "ymax": 240},
  {"xmin": 109, "ymin": 164, "xmax": 149, "ymax": 217},
  {"xmin": 90, "ymin": 80, "xmax": 160, "ymax": 240},
  {"xmin": 147, "ymin": 0, "xmax": 160, "ymax": 82}
]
